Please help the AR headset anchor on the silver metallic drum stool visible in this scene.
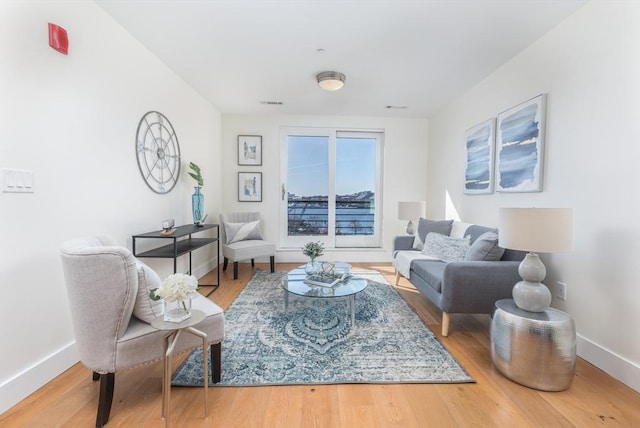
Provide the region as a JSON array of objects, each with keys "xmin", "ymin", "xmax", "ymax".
[{"xmin": 490, "ymin": 299, "xmax": 576, "ymax": 391}]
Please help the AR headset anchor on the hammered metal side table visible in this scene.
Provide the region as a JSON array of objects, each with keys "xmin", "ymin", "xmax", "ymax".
[{"xmin": 490, "ymin": 299, "xmax": 576, "ymax": 391}]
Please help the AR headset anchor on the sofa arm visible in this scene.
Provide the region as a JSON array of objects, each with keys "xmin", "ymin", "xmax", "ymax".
[
  {"xmin": 393, "ymin": 235, "xmax": 415, "ymax": 252},
  {"xmin": 440, "ymin": 261, "xmax": 522, "ymax": 314}
]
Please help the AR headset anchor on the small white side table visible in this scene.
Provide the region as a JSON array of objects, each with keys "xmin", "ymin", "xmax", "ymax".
[{"xmin": 152, "ymin": 309, "xmax": 208, "ymax": 427}]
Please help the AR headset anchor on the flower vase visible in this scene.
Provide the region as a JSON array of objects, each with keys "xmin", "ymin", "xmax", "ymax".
[
  {"xmin": 305, "ymin": 259, "xmax": 322, "ymax": 276},
  {"xmin": 163, "ymin": 297, "xmax": 192, "ymax": 323},
  {"xmin": 192, "ymin": 186, "xmax": 204, "ymax": 224}
]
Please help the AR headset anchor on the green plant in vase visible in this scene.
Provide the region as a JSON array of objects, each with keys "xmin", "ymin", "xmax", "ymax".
[{"xmin": 303, "ymin": 241, "xmax": 324, "ymax": 275}]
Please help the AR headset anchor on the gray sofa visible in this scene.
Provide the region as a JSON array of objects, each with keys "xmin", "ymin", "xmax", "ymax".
[{"xmin": 393, "ymin": 219, "xmax": 525, "ymax": 336}]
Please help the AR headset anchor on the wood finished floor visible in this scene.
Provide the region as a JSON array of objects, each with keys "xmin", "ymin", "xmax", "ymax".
[{"xmin": 2, "ymin": 262, "xmax": 638, "ymax": 427}]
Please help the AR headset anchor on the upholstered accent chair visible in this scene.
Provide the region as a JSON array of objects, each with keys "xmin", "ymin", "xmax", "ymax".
[
  {"xmin": 60, "ymin": 236, "xmax": 225, "ymax": 427},
  {"xmin": 220, "ymin": 212, "xmax": 276, "ymax": 279}
]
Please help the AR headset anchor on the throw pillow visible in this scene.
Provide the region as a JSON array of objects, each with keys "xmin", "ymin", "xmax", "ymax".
[
  {"xmin": 132, "ymin": 262, "xmax": 164, "ymax": 323},
  {"xmin": 412, "ymin": 218, "xmax": 454, "ymax": 250},
  {"xmin": 420, "ymin": 232, "xmax": 470, "ymax": 262},
  {"xmin": 464, "ymin": 231, "xmax": 505, "ymax": 261},
  {"xmin": 224, "ymin": 220, "xmax": 264, "ymax": 244}
]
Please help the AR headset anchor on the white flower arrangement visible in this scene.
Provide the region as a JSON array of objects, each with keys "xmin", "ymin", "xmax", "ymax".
[{"xmin": 151, "ymin": 273, "xmax": 198, "ymax": 302}]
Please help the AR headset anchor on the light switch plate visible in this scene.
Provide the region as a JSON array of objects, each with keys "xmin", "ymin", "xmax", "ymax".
[{"xmin": 1, "ymin": 168, "xmax": 34, "ymax": 193}]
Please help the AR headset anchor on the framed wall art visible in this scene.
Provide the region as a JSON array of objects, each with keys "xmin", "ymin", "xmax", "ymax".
[
  {"xmin": 238, "ymin": 135, "xmax": 262, "ymax": 166},
  {"xmin": 238, "ymin": 172, "xmax": 262, "ymax": 202},
  {"xmin": 464, "ymin": 118, "xmax": 495, "ymax": 194},
  {"xmin": 496, "ymin": 94, "xmax": 547, "ymax": 193}
]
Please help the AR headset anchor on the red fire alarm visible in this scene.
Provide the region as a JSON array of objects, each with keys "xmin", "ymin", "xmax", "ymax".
[{"xmin": 48, "ymin": 23, "xmax": 68, "ymax": 55}]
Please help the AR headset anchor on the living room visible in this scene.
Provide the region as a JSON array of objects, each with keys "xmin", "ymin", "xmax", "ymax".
[{"xmin": 1, "ymin": 0, "xmax": 638, "ymax": 425}]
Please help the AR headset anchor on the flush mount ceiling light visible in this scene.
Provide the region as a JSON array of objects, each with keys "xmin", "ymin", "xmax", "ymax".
[{"xmin": 316, "ymin": 71, "xmax": 346, "ymax": 91}]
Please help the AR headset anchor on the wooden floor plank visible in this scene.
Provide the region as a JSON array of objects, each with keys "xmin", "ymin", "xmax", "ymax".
[{"xmin": 1, "ymin": 262, "xmax": 638, "ymax": 428}]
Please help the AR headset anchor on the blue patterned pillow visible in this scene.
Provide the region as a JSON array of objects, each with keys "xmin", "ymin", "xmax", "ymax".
[{"xmin": 420, "ymin": 232, "xmax": 470, "ymax": 262}]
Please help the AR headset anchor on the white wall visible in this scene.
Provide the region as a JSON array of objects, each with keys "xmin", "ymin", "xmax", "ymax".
[
  {"xmin": 427, "ymin": 0, "xmax": 639, "ymax": 391},
  {"xmin": 222, "ymin": 114, "xmax": 428, "ymax": 262},
  {"xmin": 0, "ymin": 0, "xmax": 222, "ymax": 412}
]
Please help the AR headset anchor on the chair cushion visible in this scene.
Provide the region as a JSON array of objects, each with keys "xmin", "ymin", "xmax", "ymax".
[
  {"xmin": 223, "ymin": 239, "xmax": 276, "ymax": 261},
  {"xmin": 132, "ymin": 262, "xmax": 164, "ymax": 323},
  {"xmin": 420, "ymin": 232, "xmax": 470, "ymax": 262},
  {"xmin": 223, "ymin": 220, "xmax": 264, "ymax": 244},
  {"xmin": 412, "ymin": 218, "xmax": 454, "ymax": 250},
  {"xmin": 464, "ymin": 231, "xmax": 505, "ymax": 261}
]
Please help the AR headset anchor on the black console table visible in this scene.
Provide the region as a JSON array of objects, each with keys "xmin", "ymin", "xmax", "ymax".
[{"xmin": 132, "ymin": 224, "xmax": 220, "ymax": 296}]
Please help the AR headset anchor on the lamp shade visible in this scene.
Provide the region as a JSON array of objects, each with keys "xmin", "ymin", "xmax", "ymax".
[
  {"xmin": 499, "ymin": 208, "xmax": 573, "ymax": 253},
  {"xmin": 398, "ymin": 201, "xmax": 426, "ymax": 220}
]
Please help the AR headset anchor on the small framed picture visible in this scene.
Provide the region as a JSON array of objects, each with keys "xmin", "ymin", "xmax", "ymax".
[
  {"xmin": 238, "ymin": 172, "xmax": 262, "ymax": 202},
  {"xmin": 238, "ymin": 135, "xmax": 262, "ymax": 166}
]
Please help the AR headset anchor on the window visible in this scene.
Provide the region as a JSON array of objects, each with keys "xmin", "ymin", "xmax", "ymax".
[{"xmin": 280, "ymin": 127, "xmax": 383, "ymax": 248}]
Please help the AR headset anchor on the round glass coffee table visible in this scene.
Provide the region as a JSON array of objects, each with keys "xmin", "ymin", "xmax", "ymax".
[{"xmin": 281, "ymin": 265, "xmax": 368, "ymax": 325}]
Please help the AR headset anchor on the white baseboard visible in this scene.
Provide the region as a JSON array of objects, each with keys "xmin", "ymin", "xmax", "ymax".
[
  {"xmin": 193, "ymin": 256, "xmax": 219, "ymax": 279},
  {"xmin": 276, "ymin": 248, "xmax": 391, "ymax": 263},
  {"xmin": 577, "ymin": 334, "xmax": 640, "ymax": 393},
  {"xmin": 0, "ymin": 342, "xmax": 79, "ymax": 415}
]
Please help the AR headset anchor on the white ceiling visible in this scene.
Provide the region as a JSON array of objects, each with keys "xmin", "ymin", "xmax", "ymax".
[{"xmin": 95, "ymin": 0, "xmax": 586, "ymax": 118}]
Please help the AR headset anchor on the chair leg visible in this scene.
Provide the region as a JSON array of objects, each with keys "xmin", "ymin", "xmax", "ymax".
[
  {"xmin": 270, "ymin": 256, "xmax": 275, "ymax": 273},
  {"xmin": 210, "ymin": 342, "xmax": 222, "ymax": 384},
  {"xmin": 223, "ymin": 257, "xmax": 229, "ymax": 271},
  {"xmin": 233, "ymin": 261, "xmax": 238, "ymax": 280},
  {"xmin": 96, "ymin": 373, "xmax": 115, "ymax": 428},
  {"xmin": 251, "ymin": 259, "xmax": 255, "ymax": 267}
]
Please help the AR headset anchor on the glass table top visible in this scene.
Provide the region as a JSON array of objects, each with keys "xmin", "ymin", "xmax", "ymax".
[{"xmin": 282, "ymin": 265, "xmax": 368, "ymax": 298}]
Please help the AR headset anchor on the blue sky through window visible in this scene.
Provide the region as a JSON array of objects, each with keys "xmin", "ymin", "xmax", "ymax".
[{"xmin": 288, "ymin": 135, "xmax": 375, "ymax": 196}]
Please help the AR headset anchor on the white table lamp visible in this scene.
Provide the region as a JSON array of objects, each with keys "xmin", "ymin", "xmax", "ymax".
[
  {"xmin": 398, "ymin": 201, "xmax": 426, "ymax": 235},
  {"xmin": 498, "ymin": 208, "xmax": 573, "ymax": 312}
]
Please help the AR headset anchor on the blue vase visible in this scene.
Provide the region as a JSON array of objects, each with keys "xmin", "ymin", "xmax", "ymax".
[{"xmin": 192, "ymin": 187, "xmax": 204, "ymax": 224}]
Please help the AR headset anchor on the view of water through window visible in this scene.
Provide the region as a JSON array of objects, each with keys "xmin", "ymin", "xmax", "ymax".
[{"xmin": 287, "ymin": 135, "xmax": 376, "ymax": 236}]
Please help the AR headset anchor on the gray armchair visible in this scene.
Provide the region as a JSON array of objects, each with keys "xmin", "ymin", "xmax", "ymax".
[
  {"xmin": 220, "ymin": 212, "xmax": 276, "ymax": 279},
  {"xmin": 60, "ymin": 236, "xmax": 224, "ymax": 427}
]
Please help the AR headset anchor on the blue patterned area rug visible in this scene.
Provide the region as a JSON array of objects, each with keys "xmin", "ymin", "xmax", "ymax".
[{"xmin": 172, "ymin": 269, "xmax": 474, "ymax": 386}]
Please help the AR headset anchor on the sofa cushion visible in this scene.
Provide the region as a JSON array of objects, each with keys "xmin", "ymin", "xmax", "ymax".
[
  {"xmin": 464, "ymin": 231, "xmax": 505, "ymax": 261},
  {"xmin": 464, "ymin": 225, "xmax": 498, "ymax": 244},
  {"xmin": 411, "ymin": 260, "xmax": 447, "ymax": 293},
  {"xmin": 420, "ymin": 232, "xmax": 470, "ymax": 262},
  {"xmin": 412, "ymin": 218, "xmax": 454, "ymax": 250}
]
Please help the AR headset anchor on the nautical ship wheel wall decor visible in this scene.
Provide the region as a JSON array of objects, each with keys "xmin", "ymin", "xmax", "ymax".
[{"xmin": 135, "ymin": 111, "xmax": 181, "ymax": 194}]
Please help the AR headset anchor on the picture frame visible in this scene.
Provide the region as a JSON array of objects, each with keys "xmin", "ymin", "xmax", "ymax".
[
  {"xmin": 238, "ymin": 135, "xmax": 262, "ymax": 166},
  {"xmin": 464, "ymin": 118, "xmax": 495, "ymax": 194},
  {"xmin": 496, "ymin": 94, "xmax": 547, "ymax": 193},
  {"xmin": 238, "ymin": 172, "xmax": 262, "ymax": 202}
]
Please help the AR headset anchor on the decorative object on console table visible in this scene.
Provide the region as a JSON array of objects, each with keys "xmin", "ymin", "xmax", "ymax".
[
  {"xmin": 238, "ymin": 172, "xmax": 262, "ymax": 202},
  {"xmin": 496, "ymin": 94, "xmax": 546, "ymax": 193},
  {"xmin": 238, "ymin": 135, "xmax": 262, "ymax": 166},
  {"xmin": 464, "ymin": 118, "xmax": 495, "ymax": 194},
  {"xmin": 498, "ymin": 207, "xmax": 573, "ymax": 312},
  {"xmin": 397, "ymin": 201, "xmax": 426, "ymax": 235},
  {"xmin": 188, "ymin": 162, "xmax": 204, "ymax": 224}
]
